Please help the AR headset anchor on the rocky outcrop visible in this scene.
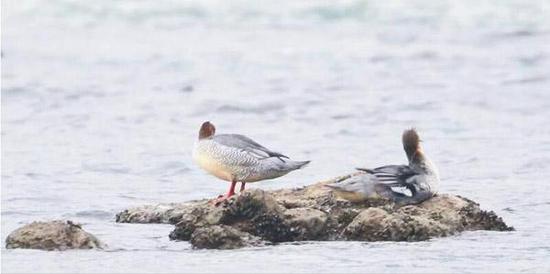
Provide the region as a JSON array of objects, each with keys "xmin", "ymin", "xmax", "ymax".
[
  {"xmin": 5, "ymin": 220, "xmax": 104, "ymax": 251},
  {"xmin": 116, "ymin": 174, "xmax": 513, "ymax": 249},
  {"xmin": 190, "ymin": 225, "xmax": 265, "ymax": 249}
]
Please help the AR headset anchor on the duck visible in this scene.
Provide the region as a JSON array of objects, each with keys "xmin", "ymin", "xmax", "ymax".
[
  {"xmin": 192, "ymin": 121, "xmax": 310, "ymax": 204},
  {"xmin": 326, "ymin": 128, "xmax": 439, "ymax": 205}
]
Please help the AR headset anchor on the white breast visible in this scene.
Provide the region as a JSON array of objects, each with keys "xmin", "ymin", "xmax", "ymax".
[{"xmin": 192, "ymin": 141, "xmax": 234, "ymax": 182}]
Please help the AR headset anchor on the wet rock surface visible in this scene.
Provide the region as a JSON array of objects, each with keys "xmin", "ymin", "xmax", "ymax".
[
  {"xmin": 190, "ymin": 225, "xmax": 265, "ymax": 249},
  {"xmin": 116, "ymin": 174, "xmax": 514, "ymax": 249},
  {"xmin": 5, "ymin": 220, "xmax": 103, "ymax": 251}
]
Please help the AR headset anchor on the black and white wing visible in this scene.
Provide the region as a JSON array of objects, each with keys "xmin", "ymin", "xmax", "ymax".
[{"xmin": 357, "ymin": 165, "xmax": 419, "ymax": 194}]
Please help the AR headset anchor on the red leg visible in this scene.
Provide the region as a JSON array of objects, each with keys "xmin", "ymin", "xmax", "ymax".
[
  {"xmin": 240, "ymin": 182, "xmax": 246, "ymax": 192},
  {"xmin": 227, "ymin": 180, "xmax": 237, "ymax": 197},
  {"xmin": 212, "ymin": 180, "xmax": 237, "ymax": 206}
]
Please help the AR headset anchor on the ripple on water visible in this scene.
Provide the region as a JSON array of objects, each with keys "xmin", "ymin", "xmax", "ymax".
[
  {"xmin": 82, "ymin": 162, "xmax": 131, "ymax": 174},
  {"xmin": 501, "ymin": 75, "xmax": 549, "ymax": 86},
  {"xmin": 216, "ymin": 102, "xmax": 285, "ymax": 114},
  {"xmin": 64, "ymin": 210, "xmax": 114, "ymax": 220}
]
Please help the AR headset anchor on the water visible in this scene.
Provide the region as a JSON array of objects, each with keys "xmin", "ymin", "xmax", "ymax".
[{"xmin": 2, "ymin": 0, "xmax": 550, "ymax": 272}]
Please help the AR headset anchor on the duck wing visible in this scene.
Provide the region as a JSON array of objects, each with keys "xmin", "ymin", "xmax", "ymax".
[
  {"xmin": 356, "ymin": 165, "xmax": 419, "ymax": 194},
  {"xmin": 213, "ymin": 134, "xmax": 289, "ymax": 161}
]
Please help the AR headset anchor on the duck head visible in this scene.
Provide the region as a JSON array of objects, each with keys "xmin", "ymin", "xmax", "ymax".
[
  {"xmin": 402, "ymin": 128, "xmax": 423, "ymax": 162},
  {"xmin": 199, "ymin": 121, "xmax": 216, "ymax": 139}
]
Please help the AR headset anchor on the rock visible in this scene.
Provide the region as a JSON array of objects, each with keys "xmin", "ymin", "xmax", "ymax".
[
  {"xmin": 5, "ymin": 220, "xmax": 103, "ymax": 251},
  {"xmin": 169, "ymin": 189, "xmax": 298, "ymax": 246},
  {"xmin": 116, "ymin": 202, "xmax": 205, "ymax": 224},
  {"xmin": 284, "ymin": 208, "xmax": 329, "ymax": 240},
  {"xmin": 190, "ymin": 225, "xmax": 265, "ymax": 249},
  {"xmin": 343, "ymin": 207, "xmax": 448, "ymax": 241},
  {"xmin": 116, "ymin": 174, "xmax": 514, "ymax": 249}
]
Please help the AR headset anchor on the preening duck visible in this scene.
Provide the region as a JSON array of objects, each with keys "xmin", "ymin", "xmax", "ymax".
[{"xmin": 327, "ymin": 128, "xmax": 439, "ymax": 205}]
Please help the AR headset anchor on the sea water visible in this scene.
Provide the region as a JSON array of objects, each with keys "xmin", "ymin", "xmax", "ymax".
[{"xmin": 2, "ymin": 0, "xmax": 550, "ymax": 272}]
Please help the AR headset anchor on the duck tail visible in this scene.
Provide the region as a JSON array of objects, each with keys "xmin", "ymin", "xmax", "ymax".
[{"xmin": 288, "ymin": 160, "xmax": 311, "ymax": 170}]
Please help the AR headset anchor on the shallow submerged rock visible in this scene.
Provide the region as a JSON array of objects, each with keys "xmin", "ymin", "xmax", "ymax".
[
  {"xmin": 5, "ymin": 220, "xmax": 104, "ymax": 251},
  {"xmin": 116, "ymin": 174, "xmax": 513, "ymax": 249}
]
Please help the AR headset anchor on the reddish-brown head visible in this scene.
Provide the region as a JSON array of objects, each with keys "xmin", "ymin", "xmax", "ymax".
[
  {"xmin": 199, "ymin": 121, "xmax": 216, "ymax": 139},
  {"xmin": 402, "ymin": 128, "xmax": 422, "ymax": 161}
]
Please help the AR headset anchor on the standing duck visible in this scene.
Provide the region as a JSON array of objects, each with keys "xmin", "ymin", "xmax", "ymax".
[
  {"xmin": 192, "ymin": 121, "xmax": 310, "ymax": 203},
  {"xmin": 327, "ymin": 128, "xmax": 439, "ymax": 205}
]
